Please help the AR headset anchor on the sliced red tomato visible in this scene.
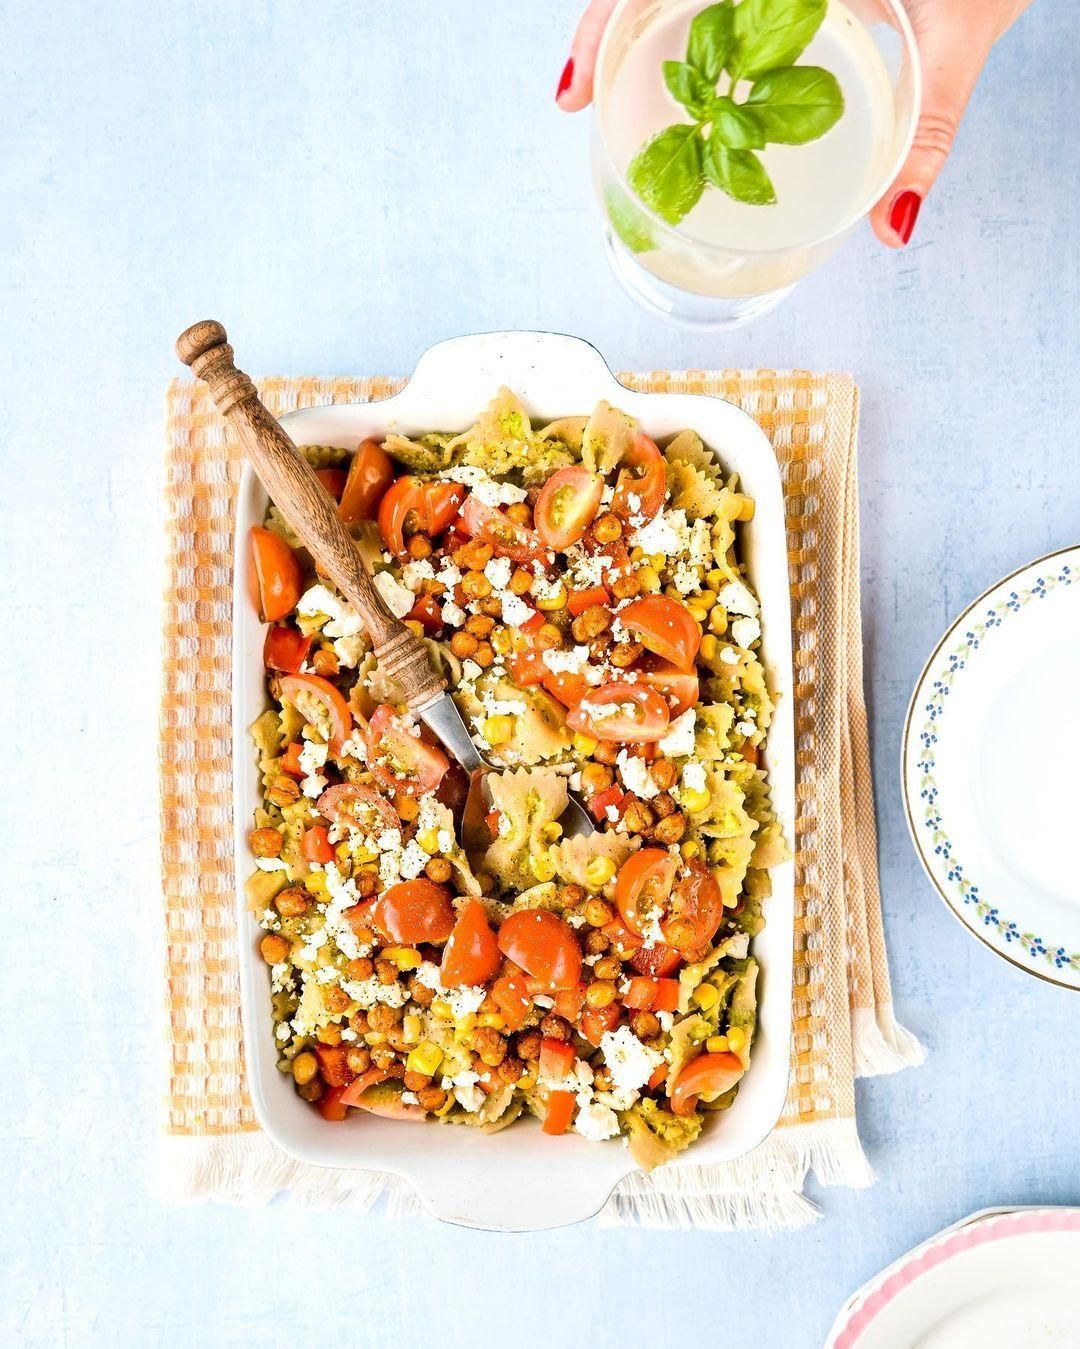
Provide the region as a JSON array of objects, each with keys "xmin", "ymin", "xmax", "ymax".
[
  {"xmin": 552, "ymin": 982, "xmax": 587, "ymax": 1020},
  {"xmin": 301, "ymin": 825, "xmax": 335, "ymax": 863},
  {"xmin": 611, "ymin": 434, "xmax": 667, "ymax": 520},
  {"xmin": 620, "ymin": 596, "xmax": 701, "ymax": 671},
  {"xmin": 315, "ymin": 467, "xmax": 347, "ymax": 499},
  {"xmin": 521, "ymin": 607, "xmax": 544, "ymax": 633},
  {"xmin": 313, "ymin": 1043, "xmax": 354, "ymax": 1089},
  {"xmin": 580, "ymin": 1002, "xmax": 621, "ymax": 1046},
  {"xmin": 339, "ymin": 440, "xmax": 394, "ymax": 524},
  {"xmin": 629, "ymin": 943, "xmax": 682, "ymax": 977},
  {"xmin": 542, "ymin": 1089, "xmax": 576, "ymax": 1136},
  {"xmin": 647, "ymin": 1062, "xmax": 669, "ymax": 1091},
  {"xmin": 491, "ymin": 969, "xmax": 532, "ymax": 1030},
  {"xmin": 378, "ymin": 477, "xmax": 466, "ymax": 557},
  {"xmin": 615, "ymin": 848, "xmax": 678, "ymax": 936},
  {"xmin": 340, "ymin": 1067, "xmax": 390, "ymax": 1107},
  {"xmin": 315, "ymin": 783, "xmax": 398, "ymax": 835},
  {"xmin": 279, "ymin": 673, "xmax": 353, "ymax": 754},
  {"xmin": 458, "ymin": 494, "xmax": 549, "ymax": 564},
  {"xmin": 637, "ymin": 657, "xmax": 701, "ymax": 716},
  {"xmin": 497, "ymin": 909, "xmax": 582, "ymax": 990},
  {"xmin": 364, "ymin": 703, "xmax": 449, "ymax": 794},
  {"xmin": 566, "ymin": 683, "xmax": 671, "ymax": 744},
  {"xmin": 317, "ymin": 1084, "xmax": 350, "ymax": 1122},
  {"xmin": 344, "ymin": 898, "xmax": 377, "ymax": 939},
  {"xmin": 441, "ymin": 900, "xmax": 501, "ymax": 988},
  {"xmin": 541, "ymin": 667, "xmax": 590, "ymax": 709},
  {"xmin": 249, "ymin": 526, "xmax": 302, "ymax": 623},
  {"xmin": 566, "ymin": 583, "xmax": 611, "ymax": 617},
  {"xmin": 534, "ymin": 467, "xmax": 604, "ymax": 550},
  {"xmin": 264, "ymin": 625, "xmax": 312, "ymax": 674},
  {"xmin": 280, "ymin": 741, "xmax": 304, "ymax": 778},
  {"xmin": 538, "ymin": 1038, "xmax": 577, "ymax": 1081},
  {"xmin": 670, "ymin": 1051, "xmax": 745, "ymax": 1116},
  {"xmin": 374, "ymin": 879, "xmax": 455, "ymax": 945},
  {"xmin": 406, "ymin": 593, "xmax": 443, "ymax": 631},
  {"xmin": 602, "ymin": 918, "xmax": 643, "ymax": 958},
  {"xmin": 589, "ymin": 783, "xmax": 625, "ymax": 823},
  {"xmin": 663, "ymin": 863, "xmax": 725, "ymax": 954}
]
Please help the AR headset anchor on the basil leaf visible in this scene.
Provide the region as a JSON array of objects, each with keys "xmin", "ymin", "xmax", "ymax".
[
  {"xmin": 687, "ymin": 2, "xmax": 735, "ymax": 83},
  {"xmin": 708, "ymin": 94, "xmax": 766, "ymax": 150},
  {"xmin": 745, "ymin": 65, "xmax": 844, "ymax": 143},
  {"xmin": 730, "ymin": 0, "xmax": 827, "ymax": 82},
  {"xmin": 663, "ymin": 60, "xmax": 711, "ymax": 114},
  {"xmin": 605, "ymin": 183, "xmax": 657, "ymax": 254},
  {"xmin": 703, "ymin": 136, "xmax": 776, "ymax": 205},
  {"xmin": 628, "ymin": 124, "xmax": 706, "ymax": 225}
]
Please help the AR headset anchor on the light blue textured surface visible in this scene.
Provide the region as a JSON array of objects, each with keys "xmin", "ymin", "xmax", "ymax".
[{"xmin": 4, "ymin": 2, "xmax": 1079, "ymax": 1345}]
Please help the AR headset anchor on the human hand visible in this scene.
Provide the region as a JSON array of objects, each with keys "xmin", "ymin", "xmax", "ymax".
[{"xmin": 555, "ymin": 0, "xmax": 1033, "ymax": 247}]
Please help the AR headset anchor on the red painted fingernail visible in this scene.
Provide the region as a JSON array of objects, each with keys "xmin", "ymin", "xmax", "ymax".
[
  {"xmin": 556, "ymin": 58, "xmax": 574, "ymax": 100},
  {"xmin": 889, "ymin": 189, "xmax": 922, "ymax": 245}
]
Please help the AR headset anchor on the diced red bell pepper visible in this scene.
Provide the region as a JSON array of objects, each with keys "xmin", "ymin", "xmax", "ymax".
[
  {"xmin": 580, "ymin": 1002, "xmax": 621, "ymax": 1046},
  {"xmin": 624, "ymin": 977, "xmax": 659, "ymax": 1010},
  {"xmin": 491, "ymin": 970, "xmax": 532, "ymax": 1031},
  {"xmin": 653, "ymin": 978, "xmax": 680, "ymax": 1012},
  {"xmin": 301, "ymin": 825, "xmax": 335, "ymax": 864},
  {"xmin": 510, "ymin": 644, "xmax": 547, "ymax": 686},
  {"xmin": 263, "ymin": 625, "xmax": 313, "ymax": 674},
  {"xmin": 406, "ymin": 593, "xmax": 443, "ymax": 631},
  {"xmin": 647, "ymin": 1063, "xmax": 669, "ymax": 1091},
  {"xmin": 521, "ymin": 607, "xmax": 544, "ymax": 633},
  {"xmin": 567, "ymin": 584, "xmax": 610, "ymax": 617},
  {"xmin": 589, "ymin": 784, "xmax": 625, "ymax": 823},
  {"xmin": 542, "ymin": 1090, "xmax": 576, "ymax": 1136},
  {"xmin": 313, "ymin": 1044, "xmax": 354, "ymax": 1089},
  {"xmin": 602, "ymin": 918, "xmax": 643, "ymax": 957},
  {"xmin": 317, "ymin": 1084, "xmax": 350, "ymax": 1122},
  {"xmin": 280, "ymin": 741, "xmax": 305, "ymax": 778},
  {"xmin": 552, "ymin": 982, "xmax": 587, "ymax": 1020},
  {"xmin": 538, "ymin": 1037, "xmax": 577, "ymax": 1081}
]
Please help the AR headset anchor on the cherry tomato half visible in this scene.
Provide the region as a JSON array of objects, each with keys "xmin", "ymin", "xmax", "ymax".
[
  {"xmin": 249, "ymin": 526, "xmax": 302, "ymax": 623},
  {"xmin": 374, "ymin": 879, "xmax": 455, "ymax": 945},
  {"xmin": 497, "ymin": 909, "xmax": 582, "ymax": 990},
  {"xmin": 534, "ymin": 467, "xmax": 604, "ymax": 550},
  {"xmin": 441, "ymin": 899, "xmax": 501, "ymax": 988},
  {"xmin": 458, "ymin": 494, "xmax": 550, "ymax": 564},
  {"xmin": 611, "ymin": 434, "xmax": 667, "ymax": 520},
  {"xmin": 670, "ymin": 1051, "xmax": 745, "ymax": 1116},
  {"xmin": 278, "ymin": 673, "xmax": 353, "ymax": 754},
  {"xmin": 263, "ymin": 625, "xmax": 312, "ymax": 674},
  {"xmin": 315, "ymin": 467, "xmax": 347, "ymax": 500},
  {"xmin": 636, "ymin": 657, "xmax": 700, "ymax": 716},
  {"xmin": 378, "ymin": 477, "xmax": 466, "ymax": 557},
  {"xmin": 662, "ymin": 863, "xmax": 725, "ymax": 955},
  {"xmin": 620, "ymin": 595, "xmax": 701, "ymax": 671},
  {"xmin": 615, "ymin": 847, "xmax": 678, "ymax": 936},
  {"xmin": 565, "ymin": 682, "xmax": 671, "ymax": 743},
  {"xmin": 364, "ymin": 704, "xmax": 449, "ymax": 795},
  {"xmin": 339, "ymin": 440, "xmax": 395, "ymax": 524},
  {"xmin": 315, "ymin": 782, "xmax": 399, "ymax": 835}
]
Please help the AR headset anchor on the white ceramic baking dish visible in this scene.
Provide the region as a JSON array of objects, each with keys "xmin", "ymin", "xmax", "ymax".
[{"xmin": 233, "ymin": 331, "xmax": 795, "ymax": 1230}]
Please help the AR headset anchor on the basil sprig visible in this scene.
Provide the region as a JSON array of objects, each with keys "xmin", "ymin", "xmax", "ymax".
[{"xmin": 624, "ymin": 0, "xmax": 843, "ymax": 227}]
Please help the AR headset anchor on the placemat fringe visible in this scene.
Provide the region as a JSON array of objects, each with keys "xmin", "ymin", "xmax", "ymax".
[{"xmin": 852, "ymin": 1007, "xmax": 927, "ymax": 1078}]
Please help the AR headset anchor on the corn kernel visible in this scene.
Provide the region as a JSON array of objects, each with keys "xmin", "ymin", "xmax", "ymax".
[
  {"xmin": 415, "ymin": 828, "xmax": 440, "ymax": 855},
  {"xmin": 435, "ymin": 1094, "xmax": 456, "ymax": 1117},
  {"xmin": 518, "ymin": 1073, "xmax": 536, "ymax": 1091},
  {"xmin": 305, "ymin": 872, "xmax": 329, "ymax": 900},
  {"xmin": 483, "ymin": 714, "xmax": 515, "ymax": 745},
  {"xmin": 737, "ymin": 498, "xmax": 755, "ymax": 522},
  {"xmin": 536, "ymin": 584, "xmax": 567, "ymax": 611},
  {"xmin": 402, "ymin": 1012, "xmax": 422, "ymax": 1044},
  {"xmin": 629, "ymin": 546, "xmax": 645, "ymax": 562},
  {"xmin": 699, "ymin": 634, "xmax": 719, "ymax": 662},
  {"xmin": 706, "ymin": 569, "xmax": 725, "ymax": 590},
  {"xmin": 681, "ymin": 787, "xmax": 711, "ymax": 814},
  {"xmin": 686, "ymin": 602, "xmax": 709, "ymax": 624},
  {"xmin": 650, "ymin": 553, "xmax": 665, "ymax": 569},
  {"xmin": 572, "ymin": 731, "xmax": 599, "ymax": 756},
  {"xmin": 692, "ymin": 983, "xmax": 719, "ymax": 1011},
  {"xmin": 404, "ymin": 619, "xmax": 425, "ymax": 637},
  {"xmin": 584, "ymin": 855, "xmax": 617, "ymax": 889},
  {"xmin": 385, "ymin": 946, "xmax": 422, "ymax": 971},
  {"xmin": 540, "ymin": 821, "xmax": 563, "ymax": 842},
  {"xmin": 708, "ymin": 607, "xmax": 728, "ymax": 634},
  {"xmin": 479, "ymin": 1011, "xmax": 506, "ymax": 1029},
  {"xmin": 406, "ymin": 1041, "xmax": 444, "ymax": 1077},
  {"xmin": 530, "ymin": 851, "xmax": 556, "ymax": 882},
  {"xmin": 727, "ymin": 1026, "xmax": 747, "ymax": 1052},
  {"xmin": 636, "ymin": 566, "xmax": 661, "ymax": 593},
  {"xmin": 431, "ymin": 998, "xmax": 452, "ymax": 1021},
  {"xmin": 680, "ymin": 839, "xmax": 701, "ymax": 860},
  {"xmin": 697, "ymin": 589, "xmax": 718, "ymax": 607},
  {"xmin": 491, "ymin": 627, "xmax": 513, "ymax": 655},
  {"xmin": 455, "ymin": 1012, "xmax": 477, "ymax": 1034},
  {"xmin": 706, "ymin": 1035, "xmax": 730, "ymax": 1054}
]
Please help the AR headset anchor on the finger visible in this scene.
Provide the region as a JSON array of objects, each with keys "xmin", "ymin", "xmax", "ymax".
[
  {"xmin": 870, "ymin": 12, "xmax": 997, "ymax": 248},
  {"xmin": 556, "ymin": 0, "xmax": 620, "ymax": 111}
]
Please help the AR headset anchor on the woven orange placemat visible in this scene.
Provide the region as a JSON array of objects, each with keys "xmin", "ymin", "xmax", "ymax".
[{"xmin": 160, "ymin": 370, "xmax": 922, "ymax": 1228}]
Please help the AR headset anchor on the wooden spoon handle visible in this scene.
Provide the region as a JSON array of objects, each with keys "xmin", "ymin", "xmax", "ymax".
[{"xmin": 176, "ymin": 320, "xmax": 445, "ymax": 708}]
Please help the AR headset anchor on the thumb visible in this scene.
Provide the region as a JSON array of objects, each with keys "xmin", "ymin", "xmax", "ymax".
[
  {"xmin": 556, "ymin": 0, "xmax": 620, "ymax": 112},
  {"xmin": 870, "ymin": 12, "xmax": 997, "ymax": 247}
]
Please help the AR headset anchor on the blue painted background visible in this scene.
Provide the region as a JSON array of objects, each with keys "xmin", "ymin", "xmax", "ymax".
[{"xmin": 4, "ymin": 1, "xmax": 1078, "ymax": 1345}]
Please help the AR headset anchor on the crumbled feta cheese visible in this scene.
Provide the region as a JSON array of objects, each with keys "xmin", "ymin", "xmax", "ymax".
[
  {"xmin": 630, "ymin": 507, "xmax": 688, "ymax": 557},
  {"xmin": 297, "ymin": 925, "xmax": 329, "ymax": 963},
  {"xmin": 484, "ymin": 556, "xmax": 513, "ymax": 590},
  {"xmin": 339, "ymin": 973, "xmax": 411, "ymax": 1009},
  {"xmin": 735, "ymin": 720, "xmax": 756, "ymax": 738},
  {"xmin": 338, "ymin": 735, "xmax": 367, "ymax": 761},
  {"xmin": 658, "ymin": 708, "xmax": 697, "ymax": 757},
  {"xmin": 401, "ymin": 1090, "xmax": 419, "ymax": 1106},
  {"xmin": 731, "ymin": 615, "xmax": 761, "ymax": 649},
  {"xmin": 301, "ymin": 773, "xmax": 328, "ymax": 799},
  {"xmin": 298, "ymin": 740, "xmax": 328, "ymax": 776},
  {"xmin": 616, "ymin": 750, "xmax": 659, "ymax": 799},
  {"xmin": 275, "ymin": 1023, "xmax": 291, "ymax": 1042},
  {"xmin": 716, "ymin": 579, "xmax": 759, "ymax": 618},
  {"xmin": 415, "ymin": 961, "xmax": 442, "ymax": 990},
  {"xmin": 499, "ymin": 591, "xmax": 535, "ymax": 626},
  {"xmin": 461, "ymin": 659, "xmax": 482, "ymax": 683},
  {"xmin": 296, "ymin": 584, "xmax": 342, "ymax": 623},
  {"xmin": 599, "ymin": 1026, "xmax": 662, "ymax": 1095},
  {"xmin": 401, "ymin": 558, "xmax": 436, "ymax": 591},
  {"xmin": 719, "ymin": 646, "xmax": 740, "ymax": 666},
  {"xmin": 447, "ymin": 1070, "xmax": 484, "ymax": 1113},
  {"xmin": 441, "ymin": 599, "xmax": 466, "ymax": 627},
  {"xmin": 398, "ymin": 839, "xmax": 430, "ymax": 879},
  {"xmin": 473, "ymin": 478, "xmax": 528, "ymax": 507},
  {"xmin": 255, "ymin": 857, "xmax": 289, "ymax": 872},
  {"xmin": 681, "ymin": 760, "xmax": 707, "ymax": 793},
  {"xmin": 542, "ymin": 645, "xmax": 591, "ymax": 675},
  {"xmin": 373, "ymin": 570, "xmax": 415, "ymax": 619}
]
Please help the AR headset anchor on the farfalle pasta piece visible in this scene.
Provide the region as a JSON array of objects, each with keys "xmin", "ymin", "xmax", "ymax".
[
  {"xmin": 382, "ymin": 432, "xmax": 453, "ymax": 474},
  {"xmin": 481, "ymin": 768, "xmax": 568, "ymax": 891},
  {"xmin": 549, "ymin": 831, "xmax": 635, "ymax": 891},
  {"xmin": 662, "ymin": 430, "xmax": 726, "ymax": 486},
  {"xmin": 694, "ymin": 704, "xmax": 735, "ymax": 759},
  {"xmin": 538, "ymin": 415, "xmax": 588, "ymax": 452},
  {"xmin": 582, "ymin": 400, "xmax": 637, "ymax": 473},
  {"xmin": 697, "ymin": 769, "xmax": 754, "ymax": 839},
  {"xmin": 446, "ymin": 388, "xmax": 537, "ymax": 477},
  {"xmin": 454, "ymin": 676, "xmax": 570, "ymax": 764},
  {"xmin": 424, "ymin": 800, "xmax": 482, "ymax": 897}
]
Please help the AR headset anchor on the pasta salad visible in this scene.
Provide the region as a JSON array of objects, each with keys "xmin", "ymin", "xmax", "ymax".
[{"xmin": 245, "ymin": 390, "xmax": 789, "ymax": 1168}]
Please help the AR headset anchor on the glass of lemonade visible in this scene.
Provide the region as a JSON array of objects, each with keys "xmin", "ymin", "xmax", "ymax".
[{"xmin": 593, "ymin": 0, "xmax": 921, "ymax": 327}]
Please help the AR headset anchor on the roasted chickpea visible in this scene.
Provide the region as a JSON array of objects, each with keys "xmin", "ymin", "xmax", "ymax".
[
  {"xmin": 506, "ymin": 502, "xmax": 533, "ymax": 527},
  {"xmin": 311, "ymin": 648, "xmax": 340, "ymax": 678},
  {"xmin": 407, "ymin": 532, "xmax": 433, "ymax": 560},
  {"xmin": 593, "ymin": 956, "xmax": 622, "ymax": 981},
  {"xmin": 584, "ymin": 928, "xmax": 610, "ymax": 956},
  {"xmin": 355, "ymin": 869, "xmax": 379, "ymax": 898},
  {"xmin": 591, "ymin": 513, "xmax": 623, "ymax": 544},
  {"xmin": 461, "ymin": 571, "xmax": 492, "ymax": 601},
  {"xmin": 556, "ymin": 882, "xmax": 585, "ymax": 909},
  {"xmin": 259, "ymin": 933, "xmax": 289, "ymax": 964},
  {"xmin": 579, "ymin": 762, "xmax": 614, "ymax": 795},
  {"xmin": 592, "ymin": 1066, "xmax": 615, "ymax": 1093},
  {"xmin": 274, "ymin": 887, "xmax": 310, "ymax": 919},
  {"xmin": 349, "ymin": 1010, "xmax": 370, "ymax": 1035},
  {"xmin": 248, "ymin": 827, "xmax": 283, "ymax": 858},
  {"xmin": 650, "ymin": 792, "xmax": 677, "ymax": 819},
  {"xmin": 408, "ymin": 976, "xmax": 435, "ymax": 1007},
  {"xmin": 497, "ymin": 1055, "xmax": 524, "ymax": 1084},
  {"xmin": 383, "ymin": 1060, "xmax": 406, "ymax": 1079},
  {"xmin": 292, "ymin": 1051, "xmax": 319, "ymax": 1086},
  {"xmin": 509, "ymin": 567, "xmax": 533, "ymax": 595},
  {"xmin": 375, "ymin": 959, "xmax": 399, "ymax": 986},
  {"xmin": 267, "ymin": 775, "xmax": 300, "ymax": 808},
  {"xmin": 585, "ymin": 981, "xmax": 617, "ymax": 1009},
  {"xmin": 650, "ymin": 759, "xmax": 679, "ymax": 791},
  {"xmin": 371, "ymin": 1045, "xmax": 398, "ymax": 1069},
  {"xmin": 472, "ymin": 1025, "xmax": 507, "ymax": 1067},
  {"xmin": 539, "ymin": 1014, "xmax": 572, "ymax": 1042},
  {"xmin": 594, "ymin": 741, "xmax": 619, "ymax": 765},
  {"xmin": 621, "ymin": 798, "xmax": 655, "ymax": 834},
  {"xmin": 367, "ymin": 1004, "xmax": 400, "ymax": 1033},
  {"xmin": 316, "ymin": 1022, "xmax": 341, "ymax": 1045},
  {"xmin": 403, "ymin": 1070, "xmax": 431, "ymax": 1092},
  {"xmin": 297, "ymin": 1079, "xmax": 324, "ymax": 1102},
  {"xmin": 417, "ymin": 1085, "xmax": 448, "ymax": 1112},
  {"xmin": 652, "ymin": 813, "xmax": 687, "ymax": 845},
  {"xmin": 515, "ymin": 1030, "xmax": 542, "ymax": 1061},
  {"xmin": 465, "ymin": 613, "xmax": 495, "ymax": 638},
  {"xmin": 472, "ymin": 641, "xmax": 495, "ymax": 668},
  {"xmin": 611, "ymin": 572, "xmax": 642, "ymax": 601},
  {"xmin": 424, "ymin": 856, "xmax": 452, "ymax": 884},
  {"xmin": 385, "ymin": 1023, "xmax": 411, "ymax": 1051},
  {"xmin": 450, "ymin": 630, "xmax": 479, "ymax": 659},
  {"xmin": 585, "ymin": 898, "xmax": 614, "ymax": 927},
  {"xmin": 664, "ymin": 917, "xmax": 698, "ymax": 951},
  {"xmin": 346, "ymin": 957, "xmax": 374, "ymax": 981},
  {"xmin": 323, "ymin": 985, "xmax": 351, "ymax": 1015},
  {"xmin": 478, "ymin": 596, "xmax": 504, "ymax": 619},
  {"xmin": 346, "ymin": 1046, "xmax": 372, "ymax": 1075},
  {"xmin": 535, "ymin": 622, "xmax": 564, "ymax": 650},
  {"xmin": 571, "ymin": 605, "xmax": 613, "ymax": 643},
  {"xmin": 457, "ymin": 540, "xmax": 494, "ymax": 571},
  {"xmin": 609, "ymin": 641, "xmax": 643, "ymax": 669},
  {"xmin": 630, "ymin": 1010, "xmax": 662, "ymax": 1041}
]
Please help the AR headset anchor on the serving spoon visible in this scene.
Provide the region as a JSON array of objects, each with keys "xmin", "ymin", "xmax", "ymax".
[{"xmin": 176, "ymin": 320, "xmax": 595, "ymax": 840}]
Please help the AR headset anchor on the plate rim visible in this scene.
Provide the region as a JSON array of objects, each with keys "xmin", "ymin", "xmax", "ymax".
[{"xmin": 900, "ymin": 543, "xmax": 1080, "ymax": 991}]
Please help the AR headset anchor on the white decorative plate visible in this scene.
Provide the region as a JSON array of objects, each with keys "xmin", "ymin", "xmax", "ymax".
[
  {"xmin": 902, "ymin": 546, "xmax": 1080, "ymax": 989},
  {"xmin": 825, "ymin": 1208, "xmax": 1080, "ymax": 1347}
]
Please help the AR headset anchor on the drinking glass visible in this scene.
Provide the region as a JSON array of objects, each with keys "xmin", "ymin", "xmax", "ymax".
[{"xmin": 592, "ymin": 0, "xmax": 922, "ymax": 328}]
